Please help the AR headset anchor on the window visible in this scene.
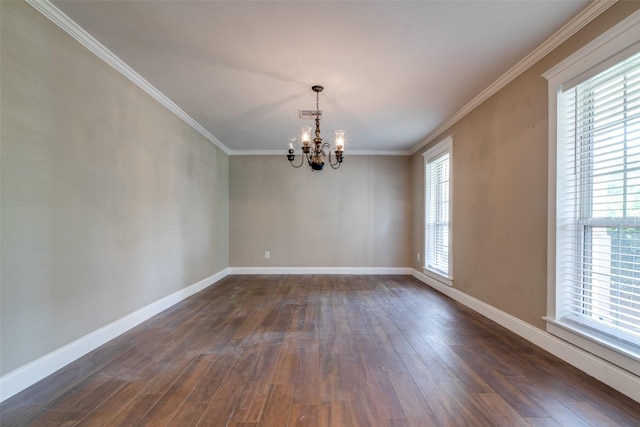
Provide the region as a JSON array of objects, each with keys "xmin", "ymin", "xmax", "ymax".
[
  {"xmin": 424, "ymin": 136, "xmax": 452, "ymax": 285},
  {"xmin": 559, "ymin": 53, "xmax": 640, "ymax": 349},
  {"xmin": 545, "ymin": 11, "xmax": 640, "ymax": 374}
]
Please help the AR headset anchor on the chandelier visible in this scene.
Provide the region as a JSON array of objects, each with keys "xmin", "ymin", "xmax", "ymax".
[{"xmin": 287, "ymin": 85, "xmax": 345, "ymax": 170}]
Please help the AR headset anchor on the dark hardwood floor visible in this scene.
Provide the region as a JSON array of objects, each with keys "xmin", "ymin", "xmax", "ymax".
[{"xmin": 1, "ymin": 275, "xmax": 638, "ymax": 426}]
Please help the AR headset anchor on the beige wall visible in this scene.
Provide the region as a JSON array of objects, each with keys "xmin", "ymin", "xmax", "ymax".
[
  {"xmin": 230, "ymin": 155, "xmax": 411, "ymax": 268},
  {"xmin": 4, "ymin": 0, "xmax": 639, "ymax": 381},
  {"xmin": 0, "ymin": 2, "xmax": 229, "ymax": 375},
  {"xmin": 411, "ymin": 1, "xmax": 640, "ymax": 329}
]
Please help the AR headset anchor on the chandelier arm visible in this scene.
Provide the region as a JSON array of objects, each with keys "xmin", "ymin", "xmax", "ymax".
[
  {"xmin": 327, "ymin": 147, "xmax": 341, "ymax": 169},
  {"xmin": 289, "ymin": 156, "xmax": 304, "ymax": 168},
  {"xmin": 321, "ymin": 141, "xmax": 344, "ymax": 169},
  {"xmin": 288, "ymin": 149, "xmax": 305, "ymax": 168}
]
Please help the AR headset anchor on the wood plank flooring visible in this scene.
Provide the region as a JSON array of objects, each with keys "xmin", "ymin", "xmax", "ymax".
[{"xmin": 1, "ymin": 275, "xmax": 638, "ymax": 426}]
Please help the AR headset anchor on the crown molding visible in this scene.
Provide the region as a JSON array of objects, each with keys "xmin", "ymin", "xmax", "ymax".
[
  {"xmin": 230, "ymin": 149, "xmax": 410, "ymax": 156},
  {"xmin": 543, "ymin": 8, "xmax": 640, "ymax": 82},
  {"xmin": 25, "ymin": 0, "xmax": 231, "ymax": 156},
  {"xmin": 346, "ymin": 149, "xmax": 411, "ymax": 156},
  {"xmin": 409, "ymin": 0, "xmax": 618, "ymax": 155},
  {"xmin": 27, "ymin": 0, "xmax": 616, "ymax": 158}
]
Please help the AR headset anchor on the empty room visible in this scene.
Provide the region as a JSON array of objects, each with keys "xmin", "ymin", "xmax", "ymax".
[{"xmin": 1, "ymin": 0, "xmax": 640, "ymax": 425}]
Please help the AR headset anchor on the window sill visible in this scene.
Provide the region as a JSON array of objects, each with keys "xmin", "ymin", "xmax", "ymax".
[
  {"xmin": 422, "ymin": 268, "xmax": 453, "ymax": 287},
  {"xmin": 543, "ymin": 317, "xmax": 640, "ymax": 376}
]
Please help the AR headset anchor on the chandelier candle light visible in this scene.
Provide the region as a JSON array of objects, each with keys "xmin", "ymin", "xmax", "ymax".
[{"xmin": 287, "ymin": 85, "xmax": 345, "ymax": 170}]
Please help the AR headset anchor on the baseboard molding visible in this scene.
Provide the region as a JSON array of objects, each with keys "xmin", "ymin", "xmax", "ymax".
[
  {"xmin": 228, "ymin": 266, "xmax": 412, "ymax": 275},
  {"xmin": 0, "ymin": 268, "xmax": 230, "ymax": 403},
  {"xmin": 4, "ymin": 268, "xmax": 636, "ymax": 403},
  {"xmin": 410, "ymin": 269, "xmax": 640, "ymax": 403}
]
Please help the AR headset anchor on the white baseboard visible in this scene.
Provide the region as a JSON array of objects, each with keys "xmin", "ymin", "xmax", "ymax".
[
  {"xmin": 410, "ymin": 269, "xmax": 640, "ymax": 403},
  {"xmin": 228, "ymin": 266, "xmax": 412, "ymax": 275},
  {"xmin": 0, "ymin": 268, "xmax": 230, "ymax": 403},
  {"xmin": 5, "ymin": 268, "xmax": 636, "ymax": 404}
]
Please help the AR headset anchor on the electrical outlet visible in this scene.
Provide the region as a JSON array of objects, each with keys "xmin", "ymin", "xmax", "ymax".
[
  {"xmin": 417, "ymin": 252, "xmax": 420, "ymax": 262},
  {"xmin": 265, "ymin": 251, "xmax": 270, "ymax": 259}
]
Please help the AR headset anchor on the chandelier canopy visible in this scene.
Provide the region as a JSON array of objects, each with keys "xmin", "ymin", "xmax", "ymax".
[{"xmin": 287, "ymin": 85, "xmax": 345, "ymax": 170}]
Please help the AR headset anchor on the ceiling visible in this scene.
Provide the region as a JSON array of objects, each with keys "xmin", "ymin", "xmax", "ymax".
[{"xmin": 50, "ymin": 0, "xmax": 593, "ymax": 154}]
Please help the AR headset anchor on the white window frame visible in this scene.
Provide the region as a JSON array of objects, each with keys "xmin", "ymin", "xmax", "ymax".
[
  {"xmin": 544, "ymin": 10, "xmax": 640, "ymax": 375},
  {"xmin": 423, "ymin": 135, "xmax": 453, "ymax": 286}
]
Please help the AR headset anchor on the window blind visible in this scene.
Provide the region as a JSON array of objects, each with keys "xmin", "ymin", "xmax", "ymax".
[
  {"xmin": 558, "ymin": 51, "xmax": 640, "ymax": 348},
  {"xmin": 426, "ymin": 152, "xmax": 450, "ymax": 276}
]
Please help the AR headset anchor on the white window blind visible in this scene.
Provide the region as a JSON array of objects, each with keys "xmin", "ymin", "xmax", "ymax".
[
  {"xmin": 425, "ymin": 146, "xmax": 450, "ymax": 278},
  {"xmin": 557, "ymin": 51, "xmax": 640, "ymax": 351}
]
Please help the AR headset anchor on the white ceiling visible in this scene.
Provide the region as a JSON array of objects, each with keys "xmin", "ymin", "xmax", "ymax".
[{"xmin": 51, "ymin": 0, "xmax": 592, "ymax": 154}]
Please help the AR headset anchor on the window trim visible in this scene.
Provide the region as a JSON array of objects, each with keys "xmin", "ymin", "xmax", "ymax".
[
  {"xmin": 543, "ymin": 9, "xmax": 640, "ymax": 374},
  {"xmin": 423, "ymin": 135, "xmax": 453, "ymax": 286}
]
